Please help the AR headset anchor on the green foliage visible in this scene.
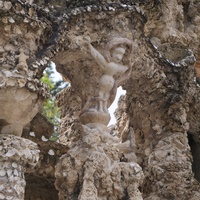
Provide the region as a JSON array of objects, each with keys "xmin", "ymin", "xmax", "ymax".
[
  {"xmin": 40, "ymin": 63, "xmax": 68, "ymax": 141},
  {"xmin": 42, "ymin": 97, "xmax": 60, "ymax": 127}
]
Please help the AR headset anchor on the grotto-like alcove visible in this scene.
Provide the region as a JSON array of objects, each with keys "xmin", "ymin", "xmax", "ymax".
[
  {"xmin": 25, "ymin": 175, "xmax": 58, "ymax": 200},
  {"xmin": 188, "ymin": 133, "xmax": 200, "ymax": 182}
]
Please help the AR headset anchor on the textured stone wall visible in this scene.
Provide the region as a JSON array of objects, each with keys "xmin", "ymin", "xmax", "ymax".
[
  {"xmin": 53, "ymin": 0, "xmax": 200, "ymax": 199},
  {"xmin": 124, "ymin": 1, "xmax": 200, "ymax": 199},
  {"xmin": 0, "ymin": 134, "xmax": 39, "ymax": 200},
  {"xmin": 56, "ymin": 87, "xmax": 82, "ymax": 145},
  {"xmin": 0, "ymin": 0, "xmax": 200, "ymax": 200},
  {"xmin": 55, "ymin": 123, "xmax": 143, "ymax": 200}
]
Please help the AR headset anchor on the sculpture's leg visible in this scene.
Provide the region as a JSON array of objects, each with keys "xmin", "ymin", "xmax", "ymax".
[
  {"xmin": 98, "ymin": 92, "xmax": 104, "ymax": 112},
  {"xmin": 103, "ymin": 94, "xmax": 110, "ymax": 113},
  {"xmin": 99, "ymin": 103, "xmax": 103, "ymax": 112},
  {"xmin": 103, "ymin": 100, "xmax": 108, "ymax": 113},
  {"xmin": 0, "ymin": 134, "xmax": 39, "ymax": 200}
]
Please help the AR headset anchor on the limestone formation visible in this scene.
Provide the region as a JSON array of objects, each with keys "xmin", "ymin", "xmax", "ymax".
[
  {"xmin": 54, "ymin": 1, "xmax": 200, "ymax": 199},
  {"xmin": 54, "ymin": 0, "xmax": 200, "ymax": 199},
  {"xmin": 0, "ymin": 0, "xmax": 51, "ymax": 137},
  {"xmin": 56, "ymin": 87, "xmax": 82, "ymax": 145}
]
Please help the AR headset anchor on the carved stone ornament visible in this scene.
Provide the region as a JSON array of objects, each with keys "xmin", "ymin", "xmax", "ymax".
[
  {"xmin": 54, "ymin": 7, "xmax": 140, "ymax": 129},
  {"xmin": 55, "ymin": 36, "xmax": 134, "ymax": 128}
]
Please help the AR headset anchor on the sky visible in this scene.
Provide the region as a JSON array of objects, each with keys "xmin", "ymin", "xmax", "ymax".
[{"xmin": 51, "ymin": 63, "xmax": 126, "ymax": 125}]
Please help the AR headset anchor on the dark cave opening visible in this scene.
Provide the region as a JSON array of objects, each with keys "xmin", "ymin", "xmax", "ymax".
[
  {"xmin": 188, "ymin": 133, "xmax": 200, "ymax": 182},
  {"xmin": 25, "ymin": 175, "xmax": 58, "ymax": 200}
]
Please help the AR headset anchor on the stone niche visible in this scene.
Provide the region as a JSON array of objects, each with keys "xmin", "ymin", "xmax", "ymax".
[
  {"xmin": 25, "ymin": 175, "xmax": 58, "ymax": 200},
  {"xmin": 54, "ymin": 4, "xmax": 144, "ymax": 126},
  {"xmin": 53, "ymin": 4, "xmax": 145, "ymax": 200}
]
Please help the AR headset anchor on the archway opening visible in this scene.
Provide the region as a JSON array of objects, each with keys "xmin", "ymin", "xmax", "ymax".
[{"xmin": 108, "ymin": 86, "xmax": 126, "ymax": 126}]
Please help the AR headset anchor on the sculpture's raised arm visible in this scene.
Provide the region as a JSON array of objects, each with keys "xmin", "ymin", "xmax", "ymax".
[{"xmin": 83, "ymin": 36, "xmax": 107, "ymax": 70}]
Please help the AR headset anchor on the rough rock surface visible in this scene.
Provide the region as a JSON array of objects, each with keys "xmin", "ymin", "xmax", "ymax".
[
  {"xmin": 53, "ymin": 3, "xmax": 146, "ymax": 199},
  {"xmin": 22, "ymin": 117, "xmax": 69, "ymax": 200},
  {"xmin": 54, "ymin": 1, "xmax": 200, "ymax": 200},
  {"xmin": 0, "ymin": 0, "xmax": 200, "ymax": 200},
  {"xmin": 56, "ymin": 87, "xmax": 82, "ymax": 145},
  {"xmin": 55, "ymin": 123, "xmax": 143, "ymax": 200},
  {"xmin": 0, "ymin": 134, "xmax": 39, "ymax": 200},
  {"xmin": 0, "ymin": 0, "xmax": 50, "ymax": 137}
]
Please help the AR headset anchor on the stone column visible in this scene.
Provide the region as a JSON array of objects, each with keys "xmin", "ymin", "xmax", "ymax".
[
  {"xmin": 53, "ymin": 3, "xmax": 145, "ymax": 200},
  {"xmin": 0, "ymin": 134, "xmax": 40, "ymax": 200},
  {"xmin": 125, "ymin": 42, "xmax": 200, "ymax": 199}
]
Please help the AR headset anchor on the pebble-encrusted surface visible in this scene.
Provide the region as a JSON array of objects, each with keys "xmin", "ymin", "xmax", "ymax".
[{"xmin": 0, "ymin": 134, "xmax": 39, "ymax": 200}]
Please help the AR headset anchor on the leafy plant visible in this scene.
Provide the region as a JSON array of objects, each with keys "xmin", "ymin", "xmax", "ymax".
[{"xmin": 40, "ymin": 63, "xmax": 68, "ymax": 141}]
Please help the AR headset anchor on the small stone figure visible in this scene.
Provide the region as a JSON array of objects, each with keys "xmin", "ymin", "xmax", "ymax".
[
  {"xmin": 16, "ymin": 48, "xmax": 29, "ymax": 72},
  {"xmin": 82, "ymin": 36, "xmax": 133, "ymax": 113}
]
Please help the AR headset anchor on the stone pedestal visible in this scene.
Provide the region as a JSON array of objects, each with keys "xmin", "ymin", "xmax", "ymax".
[
  {"xmin": 55, "ymin": 124, "xmax": 144, "ymax": 200},
  {"xmin": 0, "ymin": 134, "xmax": 40, "ymax": 200}
]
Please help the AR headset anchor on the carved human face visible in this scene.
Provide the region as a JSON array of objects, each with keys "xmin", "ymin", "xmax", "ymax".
[{"xmin": 111, "ymin": 47, "xmax": 126, "ymax": 63}]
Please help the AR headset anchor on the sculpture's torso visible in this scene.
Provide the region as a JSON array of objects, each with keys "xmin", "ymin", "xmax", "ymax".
[
  {"xmin": 99, "ymin": 75, "xmax": 115, "ymax": 94},
  {"xmin": 99, "ymin": 62, "xmax": 128, "ymax": 94},
  {"xmin": 103, "ymin": 62, "xmax": 128, "ymax": 76}
]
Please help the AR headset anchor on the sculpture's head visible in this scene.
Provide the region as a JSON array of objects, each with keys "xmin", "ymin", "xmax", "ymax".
[
  {"xmin": 111, "ymin": 47, "xmax": 126, "ymax": 63},
  {"xmin": 19, "ymin": 48, "xmax": 24, "ymax": 53}
]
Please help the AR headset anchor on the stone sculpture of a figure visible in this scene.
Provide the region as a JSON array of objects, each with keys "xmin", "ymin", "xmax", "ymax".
[
  {"xmin": 16, "ymin": 48, "xmax": 29, "ymax": 72},
  {"xmin": 82, "ymin": 36, "xmax": 133, "ymax": 114}
]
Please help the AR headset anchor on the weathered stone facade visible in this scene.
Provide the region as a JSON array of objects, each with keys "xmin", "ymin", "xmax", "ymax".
[
  {"xmin": 0, "ymin": 0, "xmax": 200, "ymax": 199},
  {"xmin": 0, "ymin": 134, "xmax": 39, "ymax": 200}
]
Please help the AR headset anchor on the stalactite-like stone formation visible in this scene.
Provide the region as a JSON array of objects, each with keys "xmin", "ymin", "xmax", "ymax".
[
  {"xmin": 0, "ymin": 2, "xmax": 55, "ymax": 199},
  {"xmin": 124, "ymin": 26, "xmax": 200, "ymax": 200},
  {"xmin": 56, "ymin": 87, "xmax": 82, "ymax": 145}
]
